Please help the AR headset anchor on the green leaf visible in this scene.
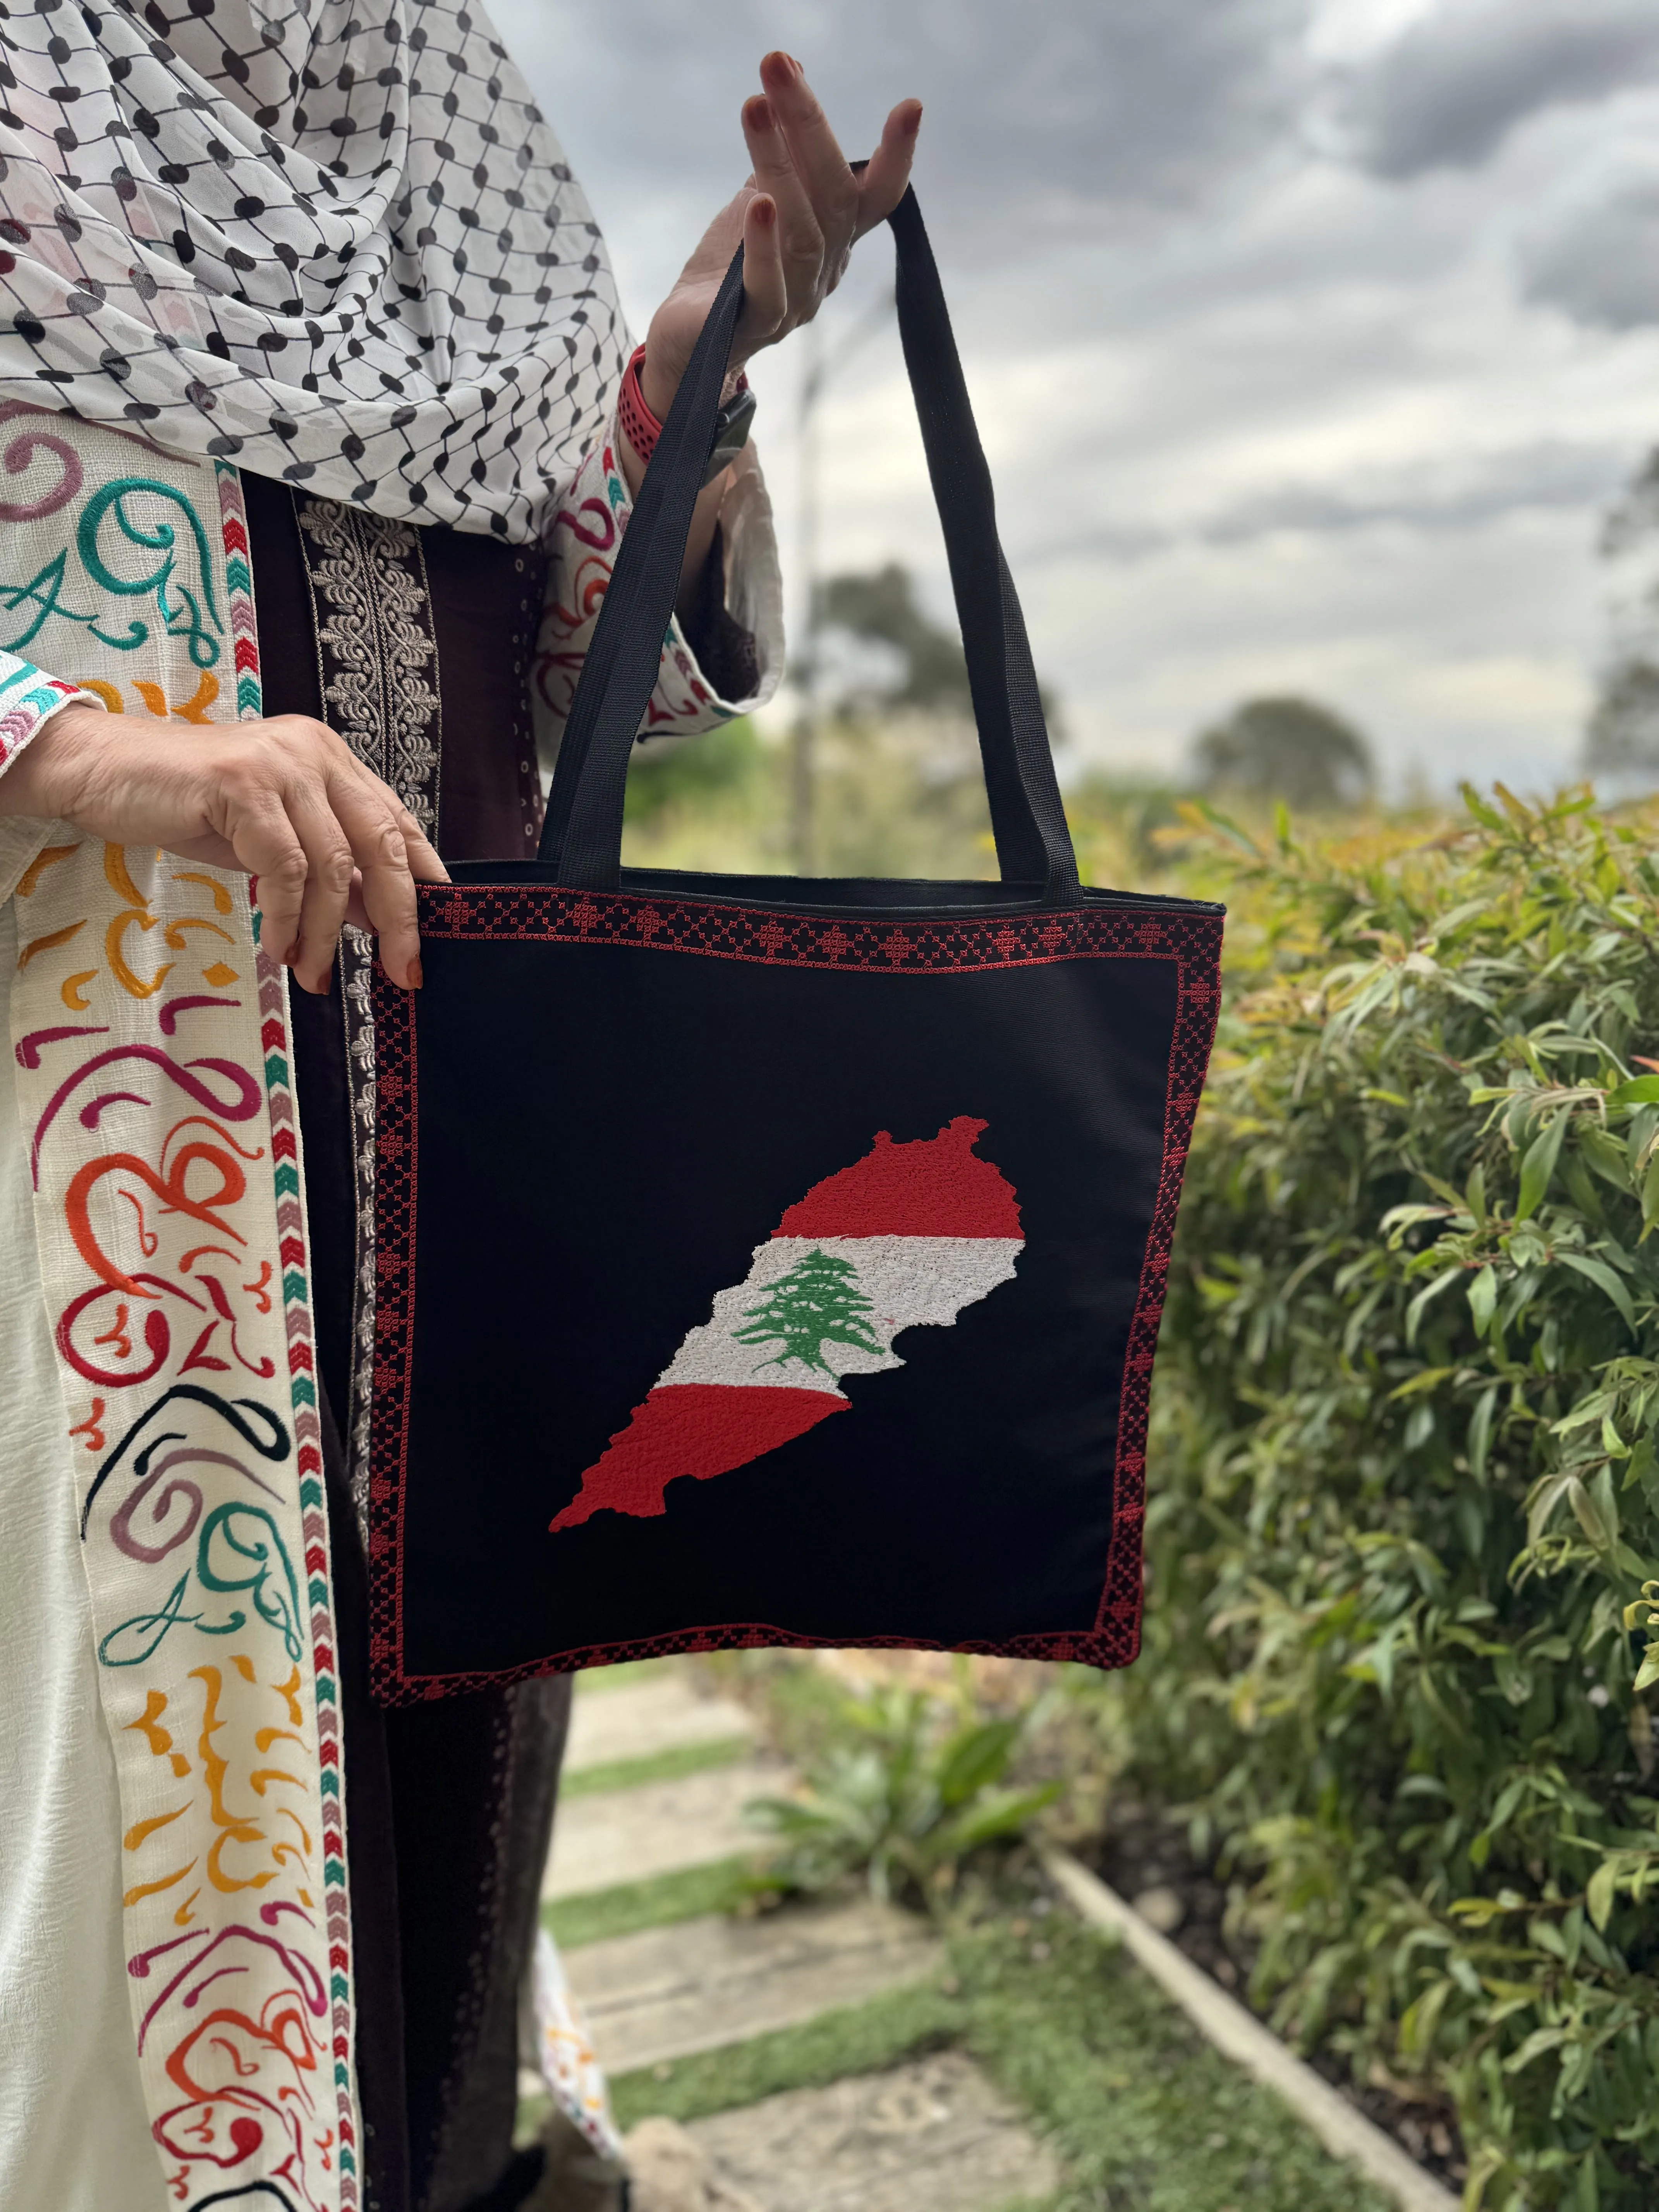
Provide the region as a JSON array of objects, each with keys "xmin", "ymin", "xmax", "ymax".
[
  {"xmin": 1558, "ymin": 1252, "xmax": 1637, "ymax": 1331},
  {"xmin": 1504, "ymin": 2025, "xmax": 1569, "ymax": 2075},
  {"xmin": 933, "ymin": 1781, "xmax": 1060, "ymax": 1856},
  {"xmin": 1571, "ymin": 1471, "xmax": 1614, "ymax": 1550},
  {"xmin": 1643, "ymin": 1153, "xmax": 1659, "ymax": 1231},
  {"xmin": 1581, "ymin": 1123, "xmax": 1633, "ymax": 1190},
  {"xmin": 1468, "ymin": 1265, "xmax": 1498, "ymax": 1337},
  {"xmin": 1466, "ymin": 1162, "xmax": 1487, "ymax": 1224},
  {"xmin": 1406, "ymin": 1267, "xmax": 1460, "ymax": 1348},
  {"xmin": 1607, "ymin": 1075, "xmax": 1659, "ymax": 1108},
  {"xmin": 1586, "ymin": 1862, "xmax": 1618, "ymax": 1933},
  {"xmin": 1516, "ymin": 1113, "xmax": 1567, "ymax": 1221},
  {"xmin": 1468, "ymin": 1384, "xmax": 1499, "ymax": 1480},
  {"xmin": 933, "ymin": 1718, "xmax": 1019, "ymax": 1809}
]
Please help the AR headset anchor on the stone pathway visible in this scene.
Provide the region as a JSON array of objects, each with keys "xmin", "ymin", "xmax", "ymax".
[
  {"xmin": 544, "ymin": 1661, "xmax": 1059, "ymax": 2209},
  {"xmin": 544, "ymin": 1759, "xmax": 787, "ymax": 1901},
  {"xmin": 563, "ymin": 1675, "xmax": 757, "ymax": 1771},
  {"xmin": 686, "ymin": 2052, "xmax": 1062, "ymax": 2212},
  {"xmin": 568, "ymin": 1897, "xmax": 941, "ymax": 2075}
]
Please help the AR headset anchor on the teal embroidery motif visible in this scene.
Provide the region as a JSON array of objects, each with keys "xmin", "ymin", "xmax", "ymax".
[
  {"xmin": 0, "ymin": 548, "xmax": 92, "ymax": 653},
  {"xmin": 0, "ymin": 480, "xmax": 225, "ymax": 664},
  {"xmin": 97, "ymin": 1504, "xmax": 305, "ymax": 1667},
  {"xmin": 77, "ymin": 477, "xmax": 223, "ymax": 666}
]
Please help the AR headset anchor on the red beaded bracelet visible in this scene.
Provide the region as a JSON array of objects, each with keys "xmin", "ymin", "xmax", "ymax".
[{"xmin": 618, "ymin": 342, "xmax": 748, "ymax": 471}]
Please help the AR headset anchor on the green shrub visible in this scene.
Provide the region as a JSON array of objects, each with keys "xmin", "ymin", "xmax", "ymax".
[
  {"xmin": 1093, "ymin": 788, "xmax": 1659, "ymax": 2209},
  {"xmin": 745, "ymin": 1678, "xmax": 1059, "ymax": 1905}
]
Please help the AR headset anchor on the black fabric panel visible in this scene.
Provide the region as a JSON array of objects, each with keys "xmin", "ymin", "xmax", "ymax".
[
  {"xmin": 400, "ymin": 941, "xmax": 1177, "ymax": 1678},
  {"xmin": 384, "ymin": 1674, "xmax": 572, "ymax": 2209},
  {"xmin": 416, "ymin": 1676, "xmax": 573, "ymax": 2212},
  {"xmin": 421, "ymin": 526, "xmax": 547, "ymax": 863},
  {"xmin": 321, "ymin": 1377, "xmax": 413, "ymax": 2212},
  {"xmin": 244, "ymin": 468, "xmax": 362, "ymax": 1434},
  {"xmin": 671, "ymin": 523, "xmax": 759, "ymax": 710},
  {"xmin": 247, "ymin": 471, "xmax": 575, "ymax": 2208}
]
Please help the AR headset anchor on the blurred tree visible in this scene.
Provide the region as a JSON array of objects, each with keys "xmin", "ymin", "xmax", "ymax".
[
  {"xmin": 819, "ymin": 562, "xmax": 972, "ymax": 715},
  {"xmin": 623, "ymin": 717, "xmax": 764, "ymax": 825},
  {"xmin": 1190, "ymin": 694, "xmax": 1373, "ymax": 810},
  {"xmin": 817, "ymin": 563, "xmax": 1065, "ymax": 737},
  {"xmin": 1587, "ymin": 450, "xmax": 1659, "ymax": 781}
]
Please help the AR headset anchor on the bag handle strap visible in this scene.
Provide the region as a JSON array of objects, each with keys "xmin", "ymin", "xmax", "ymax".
[{"xmin": 540, "ymin": 187, "xmax": 1082, "ymax": 904}]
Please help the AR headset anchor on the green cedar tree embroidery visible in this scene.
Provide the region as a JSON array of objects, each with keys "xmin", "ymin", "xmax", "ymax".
[{"xmin": 732, "ymin": 1248, "xmax": 885, "ymax": 1376}]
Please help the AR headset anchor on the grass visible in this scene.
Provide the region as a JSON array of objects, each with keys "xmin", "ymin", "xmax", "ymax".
[
  {"xmin": 541, "ymin": 1855, "xmax": 757, "ymax": 1949},
  {"xmin": 589, "ymin": 1877, "xmax": 1395, "ymax": 2212},
  {"xmin": 560, "ymin": 1735, "xmax": 753, "ymax": 1802},
  {"xmin": 536, "ymin": 1659, "xmax": 1400, "ymax": 2208},
  {"xmin": 947, "ymin": 1906, "xmax": 1393, "ymax": 2212},
  {"xmin": 571, "ymin": 1657, "xmax": 676, "ymax": 1695},
  {"xmin": 607, "ymin": 1978, "xmax": 959, "ymax": 2131}
]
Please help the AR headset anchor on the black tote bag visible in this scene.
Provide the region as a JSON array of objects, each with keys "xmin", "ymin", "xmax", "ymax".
[{"xmin": 364, "ymin": 190, "xmax": 1223, "ymax": 1704}]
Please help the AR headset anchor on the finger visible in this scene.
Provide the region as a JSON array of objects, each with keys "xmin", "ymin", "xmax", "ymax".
[
  {"xmin": 326, "ymin": 765, "xmax": 428, "ymax": 990},
  {"xmin": 218, "ymin": 789, "xmax": 312, "ymax": 974},
  {"xmin": 855, "ymin": 99, "xmax": 923, "ymax": 237},
  {"xmin": 740, "ymin": 93, "xmax": 824, "ymax": 320},
  {"xmin": 281, "ymin": 778, "xmax": 358, "ymax": 994},
  {"xmin": 736, "ymin": 194, "xmax": 787, "ymax": 352},
  {"xmin": 161, "ymin": 829, "xmax": 246, "ymax": 874},
  {"xmin": 337, "ymin": 750, "xmax": 449, "ymax": 884},
  {"xmin": 758, "ymin": 53, "xmax": 860, "ymax": 264}
]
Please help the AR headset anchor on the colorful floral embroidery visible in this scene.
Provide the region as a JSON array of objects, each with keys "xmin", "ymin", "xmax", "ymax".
[
  {"xmin": 531, "ymin": 432, "xmax": 772, "ymax": 760},
  {"xmin": 5, "ymin": 429, "xmax": 359, "ymax": 2209}
]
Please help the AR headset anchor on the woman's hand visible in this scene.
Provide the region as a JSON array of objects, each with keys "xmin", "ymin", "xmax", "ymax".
[
  {"xmin": 0, "ymin": 704, "xmax": 446, "ymax": 993},
  {"xmin": 639, "ymin": 52, "xmax": 921, "ymax": 423}
]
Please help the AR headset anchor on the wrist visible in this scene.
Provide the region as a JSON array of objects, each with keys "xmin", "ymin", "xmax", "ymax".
[
  {"xmin": 0, "ymin": 700, "xmax": 102, "ymax": 819},
  {"xmin": 638, "ymin": 346, "xmax": 681, "ymax": 427}
]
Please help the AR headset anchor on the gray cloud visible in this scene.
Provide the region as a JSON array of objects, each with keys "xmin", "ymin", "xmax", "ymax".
[
  {"xmin": 1340, "ymin": 0, "xmax": 1659, "ymax": 178},
  {"xmin": 496, "ymin": 0, "xmax": 1310, "ymax": 255},
  {"xmin": 1031, "ymin": 440, "xmax": 1629, "ymax": 567},
  {"xmin": 1523, "ymin": 171, "xmax": 1659, "ymax": 329},
  {"xmin": 481, "ymin": 0, "xmax": 1659, "ymax": 792}
]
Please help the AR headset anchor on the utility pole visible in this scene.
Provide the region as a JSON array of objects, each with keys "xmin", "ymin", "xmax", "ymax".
[
  {"xmin": 790, "ymin": 319, "xmax": 823, "ymax": 877},
  {"xmin": 789, "ymin": 287, "xmax": 896, "ymax": 877}
]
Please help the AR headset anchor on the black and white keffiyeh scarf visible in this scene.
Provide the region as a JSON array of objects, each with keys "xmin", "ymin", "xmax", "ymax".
[{"xmin": 0, "ymin": 0, "xmax": 629, "ymax": 539}]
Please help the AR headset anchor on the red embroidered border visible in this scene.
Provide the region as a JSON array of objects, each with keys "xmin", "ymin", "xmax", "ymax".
[{"xmin": 367, "ymin": 888, "xmax": 1222, "ymax": 1703}]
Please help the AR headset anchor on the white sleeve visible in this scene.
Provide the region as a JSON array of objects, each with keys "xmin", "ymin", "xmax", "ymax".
[
  {"xmin": 0, "ymin": 649, "xmax": 105, "ymax": 898},
  {"xmin": 531, "ymin": 423, "xmax": 783, "ymax": 773}
]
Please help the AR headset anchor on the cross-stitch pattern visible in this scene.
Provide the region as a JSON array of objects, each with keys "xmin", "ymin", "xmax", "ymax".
[{"xmin": 551, "ymin": 1118, "xmax": 1027, "ymax": 1530}]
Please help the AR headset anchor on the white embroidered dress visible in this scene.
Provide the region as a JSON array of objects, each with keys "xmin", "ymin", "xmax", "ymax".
[{"xmin": 0, "ymin": 422, "xmax": 778, "ymax": 2209}]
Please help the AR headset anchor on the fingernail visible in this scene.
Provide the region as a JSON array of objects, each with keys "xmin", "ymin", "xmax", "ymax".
[
  {"xmin": 754, "ymin": 195, "xmax": 777, "ymax": 228},
  {"xmin": 745, "ymin": 94, "xmax": 775, "ymax": 130},
  {"xmin": 906, "ymin": 103, "xmax": 923, "ymax": 135},
  {"xmin": 409, "ymin": 957, "xmax": 423, "ymax": 991}
]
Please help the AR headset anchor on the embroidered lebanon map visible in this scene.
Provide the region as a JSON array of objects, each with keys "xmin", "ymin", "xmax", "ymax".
[{"xmin": 551, "ymin": 1118, "xmax": 1024, "ymax": 1530}]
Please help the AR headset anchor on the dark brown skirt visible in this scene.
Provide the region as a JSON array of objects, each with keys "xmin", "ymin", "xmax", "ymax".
[{"xmin": 246, "ymin": 470, "xmax": 569, "ymax": 2212}]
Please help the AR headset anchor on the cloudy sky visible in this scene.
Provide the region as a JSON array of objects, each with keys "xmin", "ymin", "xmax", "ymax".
[{"xmin": 489, "ymin": 0, "xmax": 1659, "ymax": 793}]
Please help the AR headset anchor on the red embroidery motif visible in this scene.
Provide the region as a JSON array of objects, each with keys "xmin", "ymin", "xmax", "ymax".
[{"xmin": 550, "ymin": 1120, "xmax": 1024, "ymax": 1534}]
